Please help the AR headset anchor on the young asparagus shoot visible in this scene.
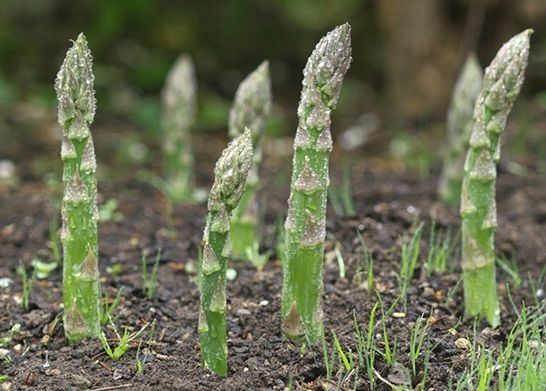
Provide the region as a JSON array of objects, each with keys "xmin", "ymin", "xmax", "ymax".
[
  {"xmin": 55, "ymin": 33, "xmax": 101, "ymax": 342},
  {"xmin": 438, "ymin": 54, "xmax": 483, "ymax": 207},
  {"xmin": 281, "ymin": 24, "xmax": 352, "ymax": 342},
  {"xmin": 461, "ymin": 29, "xmax": 532, "ymax": 327},
  {"xmin": 228, "ymin": 61, "xmax": 272, "ymax": 259},
  {"xmin": 160, "ymin": 54, "xmax": 197, "ymax": 202},
  {"xmin": 198, "ymin": 128, "xmax": 253, "ymax": 375}
]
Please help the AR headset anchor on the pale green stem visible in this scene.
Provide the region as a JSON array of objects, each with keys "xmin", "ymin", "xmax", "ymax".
[
  {"xmin": 282, "ymin": 24, "xmax": 352, "ymax": 342},
  {"xmin": 55, "ymin": 33, "xmax": 101, "ymax": 342},
  {"xmin": 461, "ymin": 29, "xmax": 532, "ymax": 327}
]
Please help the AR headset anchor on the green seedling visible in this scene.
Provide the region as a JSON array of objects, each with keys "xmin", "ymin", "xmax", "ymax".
[
  {"xmin": 355, "ymin": 232, "xmax": 374, "ymax": 294},
  {"xmin": 16, "ymin": 261, "xmax": 33, "ymax": 311},
  {"xmin": 282, "ymin": 23, "xmax": 352, "ymax": 343},
  {"xmin": 461, "ymin": 29, "xmax": 531, "ymax": 327},
  {"xmin": 31, "ymin": 258, "xmax": 58, "ymax": 279},
  {"xmin": 332, "ymin": 331, "xmax": 352, "ymax": 372},
  {"xmin": 55, "ymin": 33, "xmax": 101, "ymax": 342},
  {"xmin": 408, "ymin": 314, "xmax": 430, "ymax": 377},
  {"xmin": 98, "ymin": 198, "xmax": 123, "ymax": 222},
  {"xmin": 142, "ymin": 250, "xmax": 161, "ymax": 300},
  {"xmin": 100, "ymin": 288, "xmax": 124, "ymax": 326},
  {"xmin": 135, "ymin": 319, "xmax": 156, "ymax": 375},
  {"xmin": 99, "ymin": 313, "xmax": 150, "ymax": 361},
  {"xmin": 328, "ymin": 166, "xmax": 356, "ymax": 217},
  {"xmin": 0, "ymin": 324, "xmax": 21, "ymax": 347},
  {"xmin": 398, "ymin": 222, "xmax": 423, "ymax": 304},
  {"xmin": 198, "ymin": 129, "xmax": 253, "ymax": 376},
  {"xmin": 229, "ymin": 61, "xmax": 272, "ymax": 259},
  {"xmin": 425, "ymin": 221, "xmax": 458, "ymax": 276},
  {"xmin": 0, "ymin": 375, "xmax": 8, "ymax": 382},
  {"xmin": 106, "ymin": 263, "xmax": 123, "ymax": 277},
  {"xmin": 333, "ymin": 242, "xmax": 346, "ymax": 279},
  {"xmin": 160, "ymin": 54, "xmax": 197, "ymax": 203},
  {"xmin": 48, "ymin": 213, "xmax": 61, "ymax": 264},
  {"xmin": 438, "ymin": 54, "xmax": 483, "ymax": 207},
  {"xmin": 496, "ymin": 254, "xmax": 522, "ymax": 288},
  {"xmin": 244, "ymin": 242, "xmax": 271, "ymax": 272}
]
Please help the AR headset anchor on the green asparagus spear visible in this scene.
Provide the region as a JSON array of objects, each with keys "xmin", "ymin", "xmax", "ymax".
[
  {"xmin": 228, "ymin": 61, "xmax": 272, "ymax": 259},
  {"xmin": 461, "ymin": 29, "xmax": 532, "ymax": 327},
  {"xmin": 199, "ymin": 129, "xmax": 253, "ymax": 375},
  {"xmin": 161, "ymin": 54, "xmax": 197, "ymax": 202},
  {"xmin": 55, "ymin": 33, "xmax": 101, "ymax": 342},
  {"xmin": 281, "ymin": 24, "xmax": 352, "ymax": 342},
  {"xmin": 438, "ymin": 54, "xmax": 483, "ymax": 207}
]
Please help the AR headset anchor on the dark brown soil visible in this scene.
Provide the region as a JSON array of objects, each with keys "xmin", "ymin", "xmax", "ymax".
[{"xmin": 1, "ymin": 149, "xmax": 545, "ymax": 391}]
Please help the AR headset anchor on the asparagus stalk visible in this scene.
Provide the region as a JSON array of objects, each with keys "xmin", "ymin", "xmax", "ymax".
[
  {"xmin": 198, "ymin": 129, "xmax": 253, "ymax": 375},
  {"xmin": 438, "ymin": 54, "xmax": 483, "ymax": 207},
  {"xmin": 461, "ymin": 29, "xmax": 532, "ymax": 327},
  {"xmin": 228, "ymin": 61, "xmax": 272, "ymax": 259},
  {"xmin": 281, "ymin": 24, "xmax": 352, "ymax": 342},
  {"xmin": 54, "ymin": 33, "xmax": 101, "ymax": 342},
  {"xmin": 161, "ymin": 54, "xmax": 197, "ymax": 202}
]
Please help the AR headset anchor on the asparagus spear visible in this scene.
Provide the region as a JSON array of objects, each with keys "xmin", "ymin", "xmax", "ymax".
[
  {"xmin": 281, "ymin": 24, "xmax": 352, "ymax": 342},
  {"xmin": 438, "ymin": 54, "xmax": 483, "ymax": 207},
  {"xmin": 161, "ymin": 54, "xmax": 197, "ymax": 202},
  {"xmin": 199, "ymin": 129, "xmax": 253, "ymax": 375},
  {"xmin": 228, "ymin": 61, "xmax": 272, "ymax": 259},
  {"xmin": 55, "ymin": 33, "xmax": 101, "ymax": 342},
  {"xmin": 461, "ymin": 29, "xmax": 532, "ymax": 327}
]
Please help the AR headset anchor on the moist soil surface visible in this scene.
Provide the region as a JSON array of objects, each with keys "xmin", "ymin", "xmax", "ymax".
[{"xmin": 1, "ymin": 149, "xmax": 545, "ymax": 391}]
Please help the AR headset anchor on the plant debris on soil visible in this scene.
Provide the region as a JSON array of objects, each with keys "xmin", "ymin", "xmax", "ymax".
[{"xmin": 1, "ymin": 146, "xmax": 546, "ymax": 390}]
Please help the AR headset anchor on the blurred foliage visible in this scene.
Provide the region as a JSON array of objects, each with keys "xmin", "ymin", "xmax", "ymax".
[{"xmin": 0, "ymin": 0, "xmax": 378, "ymax": 122}]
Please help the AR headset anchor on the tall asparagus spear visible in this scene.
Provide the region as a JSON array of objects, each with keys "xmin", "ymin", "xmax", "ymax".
[
  {"xmin": 281, "ymin": 24, "xmax": 352, "ymax": 342},
  {"xmin": 161, "ymin": 55, "xmax": 197, "ymax": 202},
  {"xmin": 55, "ymin": 33, "xmax": 101, "ymax": 342},
  {"xmin": 438, "ymin": 54, "xmax": 483, "ymax": 207},
  {"xmin": 198, "ymin": 129, "xmax": 253, "ymax": 375},
  {"xmin": 228, "ymin": 61, "xmax": 272, "ymax": 258},
  {"xmin": 461, "ymin": 29, "xmax": 532, "ymax": 327}
]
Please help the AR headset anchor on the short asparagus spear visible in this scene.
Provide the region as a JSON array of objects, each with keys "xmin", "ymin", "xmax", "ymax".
[
  {"xmin": 438, "ymin": 54, "xmax": 483, "ymax": 207},
  {"xmin": 54, "ymin": 33, "xmax": 101, "ymax": 342},
  {"xmin": 161, "ymin": 55, "xmax": 197, "ymax": 202},
  {"xmin": 228, "ymin": 61, "xmax": 272, "ymax": 258},
  {"xmin": 198, "ymin": 129, "xmax": 253, "ymax": 375},
  {"xmin": 461, "ymin": 29, "xmax": 532, "ymax": 327},
  {"xmin": 281, "ymin": 24, "xmax": 352, "ymax": 342}
]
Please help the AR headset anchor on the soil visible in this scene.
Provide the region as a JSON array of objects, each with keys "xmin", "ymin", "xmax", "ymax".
[{"xmin": 1, "ymin": 142, "xmax": 546, "ymax": 391}]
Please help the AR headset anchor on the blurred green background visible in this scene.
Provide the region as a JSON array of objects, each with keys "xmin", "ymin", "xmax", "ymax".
[{"xmin": 1, "ymin": 0, "xmax": 546, "ymax": 179}]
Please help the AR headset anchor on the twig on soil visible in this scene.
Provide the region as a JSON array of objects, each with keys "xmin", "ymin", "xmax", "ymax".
[{"xmin": 91, "ymin": 383, "xmax": 134, "ymax": 391}]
